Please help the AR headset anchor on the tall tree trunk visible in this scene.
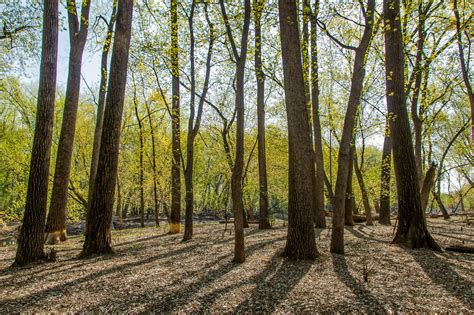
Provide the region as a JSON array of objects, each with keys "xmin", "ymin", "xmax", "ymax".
[
  {"xmin": 279, "ymin": 0, "xmax": 317, "ymax": 260},
  {"xmin": 254, "ymin": 0, "xmax": 271, "ymax": 230},
  {"xmin": 420, "ymin": 163, "xmax": 436, "ymax": 213},
  {"xmin": 80, "ymin": 0, "xmax": 134, "ymax": 257},
  {"xmin": 310, "ymin": 0, "xmax": 326, "ymax": 228},
  {"xmin": 133, "ymin": 80, "xmax": 145, "ymax": 228},
  {"xmin": 344, "ymin": 147, "xmax": 355, "ymax": 226},
  {"xmin": 453, "ymin": 0, "xmax": 474, "ymax": 146},
  {"xmin": 183, "ymin": 3, "xmax": 214, "ymax": 241},
  {"xmin": 220, "ymin": 0, "xmax": 251, "ymax": 263},
  {"xmin": 330, "ymin": 0, "xmax": 375, "ymax": 255},
  {"xmin": 45, "ymin": 0, "xmax": 91, "ymax": 244},
  {"xmin": 87, "ymin": 0, "xmax": 117, "ymax": 215},
  {"xmin": 378, "ymin": 119, "xmax": 392, "ymax": 225},
  {"xmin": 115, "ymin": 173, "xmax": 122, "ymax": 224},
  {"xmin": 354, "ymin": 151, "xmax": 373, "ymax": 225},
  {"xmin": 14, "ymin": 0, "xmax": 59, "ymax": 266},
  {"xmin": 169, "ymin": 0, "xmax": 181, "ymax": 234},
  {"xmin": 383, "ymin": 0, "xmax": 440, "ymax": 251},
  {"xmin": 144, "ymin": 102, "xmax": 160, "ymax": 227}
]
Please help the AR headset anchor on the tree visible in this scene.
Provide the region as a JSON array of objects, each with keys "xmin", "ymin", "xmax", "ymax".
[
  {"xmin": 45, "ymin": 0, "xmax": 91, "ymax": 244},
  {"xmin": 14, "ymin": 0, "xmax": 59, "ymax": 266},
  {"xmin": 80, "ymin": 0, "xmax": 134, "ymax": 257},
  {"xmin": 253, "ymin": 0, "xmax": 271, "ymax": 230},
  {"xmin": 383, "ymin": 0, "xmax": 440, "ymax": 251},
  {"xmin": 219, "ymin": 0, "xmax": 251, "ymax": 263},
  {"xmin": 169, "ymin": 0, "xmax": 181, "ymax": 234},
  {"xmin": 183, "ymin": 2, "xmax": 214, "ymax": 241},
  {"xmin": 378, "ymin": 119, "xmax": 392, "ymax": 225},
  {"xmin": 132, "ymin": 76, "xmax": 145, "ymax": 228},
  {"xmin": 279, "ymin": 0, "xmax": 317, "ymax": 260},
  {"xmin": 330, "ymin": 0, "xmax": 376, "ymax": 255}
]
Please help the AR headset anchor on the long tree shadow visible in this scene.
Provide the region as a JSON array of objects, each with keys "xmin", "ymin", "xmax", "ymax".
[
  {"xmin": 0, "ymin": 243, "xmax": 202, "ymax": 311},
  {"xmin": 408, "ymin": 249, "xmax": 474, "ymax": 309},
  {"xmin": 331, "ymin": 254, "xmax": 386, "ymax": 312},
  {"xmin": 346, "ymin": 226, "xmax": 390, "ymax": 244},
  {"xmin": 233, "ymin": 254, "xmax": 313, "ymax": 313},
  {"xmin": 109, "ymin": 236, "xmax": 288, "ymax": 313}
]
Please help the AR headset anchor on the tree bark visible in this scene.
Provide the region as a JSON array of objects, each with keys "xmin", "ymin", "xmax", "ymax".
[
  {"xmin": 378, "ymin": 119, "xmax": 392, "ymax": 225},
  {"xmin": 169, "ymin": 0, "xmax": 181, "ymax": 234},
  {"xmin": 144, "ymin": 101, "xmax": 160, "ymax": 227},
  {"xmin": 354, "ymin": 151, "xmax": 373, "ymax": 226},
  {"xmin": 132, "ymin": 80, "xmax": 145, "ymax": 228},
  {"xmin": 420, "ymin": 163, "xmax": 436, "ymax": 213},
  {"xmin": 330, "ymin": 0, "xmax": 375, "ymax": 255},
  {"xmin": 254, "ymin": 0, "xmax": 271, "ymax": 230},
  {"xmin": 310, "ymin": 0, "xmax": 326, "ymax": 228},
  {"xmin": 344, "ymin": 147, "xmax": 355, "ymax": 226},
  {"xmin": 45, "ymin": 0, "xmax": 91, "ymax": 244},
  {"xmin": 80, "ymin": 0, "xmax": 133, "ymax": 257},
  {"xmin": 279, "ymin": 0, "xmax": 317, "ymax": 260},
  {"xmin": 220, "ymin": 0, "xmax": 251, "ymax": 263},
  {"xmin": 383, "ymin": 0, "xmax": 440, "ymax": 251},
  {"xmin": 88, "ymin": 0, "xmax": 117, "ymax": 217},
  {"xmin": 14, "ymin": 0, "xmax": 59, "ymax": 266}
]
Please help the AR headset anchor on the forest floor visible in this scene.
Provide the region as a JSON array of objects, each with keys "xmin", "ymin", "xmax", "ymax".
[{"xmin": 0, "ymin": 216, "xmax": 473, "ymax": 313}]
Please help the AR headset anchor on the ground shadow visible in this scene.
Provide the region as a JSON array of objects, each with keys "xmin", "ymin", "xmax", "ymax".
[
  {"xmin": 346, "ymin": 226, "xmax": 390, "ymax": 244},
  {"xmin": 408, "ymin": 249, "xmax": 474, "ymax": 310},
  {"xmin": 331, "ymin": 254, "xmax": 386, "ymax": 312}
]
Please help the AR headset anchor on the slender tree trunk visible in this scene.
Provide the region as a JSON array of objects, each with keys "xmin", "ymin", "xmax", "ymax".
[
  {"xmin": 14, "ymin": 0, "xmax": 59, "ymax": 266},
  {"xmin": 453, "ymin": 0, "xmax": 474, "ymax": 146},
  {"xmin": 310, "ymin": 0, "xmax": 326, "ymax": 228},
  {"xmin": 420, "ymin": 163, "xmax": 436, "ymax": 213},
  {"xmin": 115, "ymin": 173, "xmax": 122, "ymax": 224},
  {"xmin": 378, "ymin": 119, "xmax": 392, "ymax": 225},
  {"xmin": 80, "ymin": 0, "xmax": 134, "ymax": 257},
  {"xmin": 169, "ymin": 0, "xmax": 181, "ymax": 234},
  {"xmin": 330, "ymin": 0, "xmax": 375, "ymax": 254},
  {"xmin": 88, "ymin": 1, "xmax": 117, "ymax": 214},
  {"xmin": 220, "ymin": 0, "xmax": 251, "ymax": 263},
  {"xmin": 183, "ymin": 4, "xmax": 214, "ymax": 241},
  {"xmin": 45, "ymin": 0, "xmax": 91, "ymax": 244},
  {"xmin": 354, "ymin": 151, "xmax": 373, "ymax": 225},
  {"xmin": 144, "ymin": 102, "xmax": 160, "ymax": 227},
  {"xmin": 344, "ymin": 148, "xmax": 355, "ymax": 226},
  {"xmin": 279, "ymin": 0, "xmax": 317, "ymax": 260},
  {"xmin": 133, "ymin": 82, "xmax": 145, "ymax": 228},
  {"xmin": 254, "ymin": 0, "xmax": 271, "ymax": 230},
  {"xmin": 383, "ymin": 0, "xmax": 440, "ymax": 251}
]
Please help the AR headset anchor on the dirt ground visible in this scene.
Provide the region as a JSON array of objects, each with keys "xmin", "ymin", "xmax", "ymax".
[{"xmin": 0, "ymin": 216, "xmax": 473, "ymax": 313}]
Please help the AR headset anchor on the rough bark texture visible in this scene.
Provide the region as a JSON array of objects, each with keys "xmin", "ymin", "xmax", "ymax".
[
  {"xmin": 45, "ymin": 0, "xmax": 91, "ymax": 244},
  {"xmin": 330, "ymin": 0, "xmax": 375, "ymax": 255},
  {"xmin": 344, "ymin": 149, "xmax": 355, "ymax": 227},
  {"xmin": 420, "ymin": 163, "xmax": 436, "ymax": 213},
  {"xmin": 88, "ymin": 0, "xmax": 117, "ymax": 217},
  {"xmin": 14, "ymin": 0, "xmax": 59, "ymax": 266},
  {"xmin": 220, "ymin": 0, "xmax": 251, "ymax": 263},
  {"xmin": 378, "ymin": 119, "xmax": 392, "ymax": 225},
  {"xmin": 170, "ymin": 0, "xmax": 181, "ymax": 234},
  {"xmin": 279, "ymin": 0, "xmax": 317, "ymax": 260},
  {"xmin": 254, "ymin": 0, "xmax": 271, "ymax": 230},
  {"xmin": 383, "ymin": 0, "xmax": 440, "ymax": 251},
  {"xmin": 354, "ymin": 151, "xmax": 373, "ymax": 225},
  {"xmin": 80, "ymin": 0, "xmax": 133, "ymax": 257},
  {"xmin": 310, "ymin": 0, "xmax": 326, "ymax": 228}
]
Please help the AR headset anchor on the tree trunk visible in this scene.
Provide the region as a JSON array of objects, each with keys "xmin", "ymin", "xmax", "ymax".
[
  {"xmin": 45, "ymin": 0, "xmax": 91, "ymax": 244},
  {"xmin": 183, "ymin": 3, "xmax": 214, "ymax": 241},
  {"xmin": 220, "ymin": 0, "xmax": 251, "ymax": 263},
  {"xmin": 88, "ymin": 1, "xmax": 117, "ymax": 214},
  {"xmin": 144, "ymin": 101, "xmax": 160, "ymax": 227},
  {"xmin": 133, "ymin": 81, "xmax": 145, "ymax": 228},
  {"xmin": 330, "ymin": 0, "xmax": 375, "ymax": 255},
  {"xmin": 14, "ymin": 0, "xmax": 59, "ymax": 266},
  {"xmin": 383, "ymin": 0, "xmax": 440, "ymax": 251},
  {"xmin": 279, "ymin": 0, "xmax": 317, "ymax": 260},
  {"xmin": 169, "ymin": 0, "xmax": 181, "ymax": 234},
  {"xmin": 80, "ymin": 0, "xmax": 133, "ymax": 257},
  {"xmin": 378, "ymin": 119, "xmax": 392, "ymax": 225},
  {"xmin": 310, "ymin": 0, "xmax": 326, "ymax": 228},
  {"xmin": 115, "ymin": 173, "xmax": 122, "ymax": 224},
  {"xmin": 433, "ymin": 191, "xmax": 450, "ymax": 220},
  {"xmin": 254, "ymin": 0, "xmax": 271, "ymax": 230},
  {"xmin": 344, "ymin": 148, "xmax": 355, "ymax": 226},
  {"xmin": 420, "ymin": 163, "xmax": 436, "ymax": 213},
  {"xmin": 354, "ymin": 151, "xmax": 373, "ymax": 226}
]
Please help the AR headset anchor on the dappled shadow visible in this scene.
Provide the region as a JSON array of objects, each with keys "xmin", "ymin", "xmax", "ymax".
[
  {"xmin": 346, "ymin": 226, "xmax": 390, "ymax": 244},
  {"xmin": 0, "ymin": 243, "xmax": 202, "ymax": 311},
  {"xmin": 331, "ymin": 254, "xmax": 386, "ymax": 312},
  {"xmin": 409, "ymin": 249, "xmax": 474, "ymax": 309}
]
